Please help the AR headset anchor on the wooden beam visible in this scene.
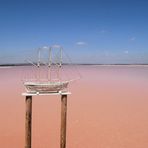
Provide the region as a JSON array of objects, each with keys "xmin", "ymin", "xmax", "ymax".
[
  {"xmin": 60, "ymin": 95, "xmax": 67, "ymax": 148},
  {"xmin": 25, "ymin": 96, "xmax": 32, "ymax": 148}
]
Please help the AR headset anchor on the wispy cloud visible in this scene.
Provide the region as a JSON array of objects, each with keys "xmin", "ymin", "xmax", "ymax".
[
  {"xmin": 130, "ymin": 37, "xmax": 136, "ymax": 41},
  {"xmin": 76, "ymin": 41, "xmax": 87, "ymax": 45},
  {"xmin": 124, "ymin": 50, "xmax": 129, "ymax": 54},
  {"xmin": 43, "ymin": 46, "xmax": 48, "ymax": 49},
  {"xmin": 100, "ymin": 29, "xmax": 107, "ymax": 33},
  {"xmin": 104, "ymin": 51, "xmax": 109, "ymax": 56}
]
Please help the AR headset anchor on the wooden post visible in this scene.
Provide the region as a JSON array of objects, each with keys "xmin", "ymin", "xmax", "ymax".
[
  {"xmin": 60, "ymin": 95, "xmax": 67, "ymax": 148},
  {"xmin": 25, "ymin": 96, "xmax": 32, "ymax": 148}
]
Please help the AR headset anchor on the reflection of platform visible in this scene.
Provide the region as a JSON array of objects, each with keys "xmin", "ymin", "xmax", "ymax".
[{"xmin": 22, "ymin": 91, "xmax": 71, "ymax": 96}]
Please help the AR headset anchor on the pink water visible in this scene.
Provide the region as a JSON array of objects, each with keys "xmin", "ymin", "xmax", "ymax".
[{"xmin": 0, "ymin": 65, "xmax": 148, "ymax": 148}]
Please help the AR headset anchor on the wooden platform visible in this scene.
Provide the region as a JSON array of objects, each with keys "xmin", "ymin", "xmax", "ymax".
[{"xmin": 22, "ymin": 91, "xmax": 71, "ymax": 96}]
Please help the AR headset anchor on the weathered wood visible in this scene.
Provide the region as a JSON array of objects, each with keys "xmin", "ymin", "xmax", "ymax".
[
  {"xmin": 60, "ymin": 95, "xmax": 67, "ymax": 148},
  {"xmin": 25, "ymin": 96, "xmax": 32, "ymax": 148}
]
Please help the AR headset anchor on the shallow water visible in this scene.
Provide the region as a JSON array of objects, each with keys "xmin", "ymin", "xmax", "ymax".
[{"xmin": 0, "ymin": 65, "xmax": 148, "ymax": 148}]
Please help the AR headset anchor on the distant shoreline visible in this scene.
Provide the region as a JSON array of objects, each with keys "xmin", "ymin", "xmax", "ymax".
[{"xmin": 0, "ymin": 63, "xmax": 148, "ymax": 67}]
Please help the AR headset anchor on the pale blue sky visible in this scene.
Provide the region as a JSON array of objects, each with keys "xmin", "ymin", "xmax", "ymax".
[{"xmin": 0, "ymin": 0, "xmax": 148, "ymax": 64}]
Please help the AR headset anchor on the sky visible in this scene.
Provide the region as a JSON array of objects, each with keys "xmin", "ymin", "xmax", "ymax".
[{"xmin": 0, "ymin": 0, "xmax": 148, "ymax": 64}]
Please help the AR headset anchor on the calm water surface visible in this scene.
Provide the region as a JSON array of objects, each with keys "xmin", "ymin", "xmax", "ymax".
[{"xmin": 0, "ymin": 65, "xmax": 148, "ymax": 148}]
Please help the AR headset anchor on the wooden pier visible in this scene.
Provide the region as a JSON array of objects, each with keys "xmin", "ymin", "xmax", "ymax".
[{"xmin": 22, "ymin": 92, "xmax": 71, "ymax": 148}]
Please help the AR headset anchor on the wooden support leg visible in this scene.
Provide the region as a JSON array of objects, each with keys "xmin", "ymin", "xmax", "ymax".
[
  {"xmin": 25, "ymin": 96, "xmax": 32, "ymax": 148},
  {"xmin": 60, "ymin": 95, "xmax": 67, "ymax": 148}
]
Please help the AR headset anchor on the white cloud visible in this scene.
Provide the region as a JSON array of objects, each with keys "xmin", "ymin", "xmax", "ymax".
[
  {"xmin": 43, "ymin": 46, "xmax": 48, "ymax": 49},
  {"xmin": 76, "ymin": 41, "xmax": 87, "ymax": 45},
  {"xmin": 52, "ymin": 44, "xmax": 61, "ymax": 48}
]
